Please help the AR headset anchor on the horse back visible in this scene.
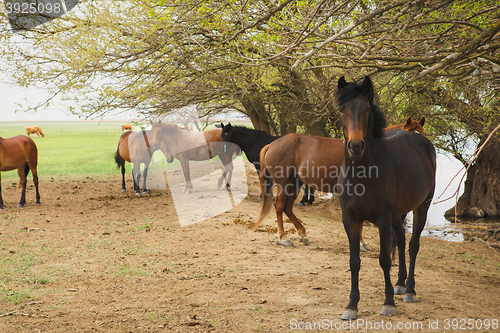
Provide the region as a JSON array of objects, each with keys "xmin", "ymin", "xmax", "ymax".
[
  {"xmin": 265, "ymin": 133, "xmax": 344, "ymax": 190},
  {"xmin": 385, "ymin": 131, "xmax": 436, "ymax": 214},
  {"xmin": 0, "ymin": 135, "xmax": 38, "ymax": 171}
]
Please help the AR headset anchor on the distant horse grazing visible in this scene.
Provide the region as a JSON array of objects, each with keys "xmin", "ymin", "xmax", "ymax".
[
  {"xmin": 220, "ymin": 123, "xmax": 315, "ymax": 205},
  {"xmin": 121, "ymin": 124, "xmax": 133, "ymax": 132},
  {"xmin": 336, "ymin": 76, "xmax": 436, "ymax": 320},
  {"xmin": 0, "ymin": 135, "xmax": 41, "ymax": 209},
  {"xmin": 26, "ymin": 126, "xmax": 45, "ymax": 137},
  {"xmin": 115, "ymin": 130, "xmax": 173, "ymax": 195},
  {"xmin": 151, "ymin": 121, "xmax": 239, "ymax": 193},
  {"xmin": 254, "ymin": 117, "xmax": 426, "ymax": 247}
]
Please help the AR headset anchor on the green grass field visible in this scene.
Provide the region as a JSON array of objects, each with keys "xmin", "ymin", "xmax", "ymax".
[
  {"xmin": 0, "ymin": 121, "xmax": 253, "ymax": 182},
  {"xmin": 0, "ymin": 121, "xmax": 146, "ymax": 181}
]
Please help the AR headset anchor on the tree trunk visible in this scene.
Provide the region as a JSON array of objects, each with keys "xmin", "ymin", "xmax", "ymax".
[
  {"xmin": 445, "ymin": 135, "xmax": 500, "ymax": 219},
  {"xmin": 241, "ymin": 95, "xmax": 271, "ymax": 134}
]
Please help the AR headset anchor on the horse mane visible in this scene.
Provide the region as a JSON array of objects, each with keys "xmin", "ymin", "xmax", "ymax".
[
  {"xmin": 334, "ymin": 79, "xmax": 387, "ymax": 138},
  {"xmin": 229, "ymin": 125, "xmax": 271, "ymax": 136}
]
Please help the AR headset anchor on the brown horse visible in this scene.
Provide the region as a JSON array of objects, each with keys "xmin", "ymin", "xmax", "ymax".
[
  {"xmin": 150, "ymin": 121, "xmax": 239, "ymax": 193},
  {"xmin": 336, "ymin": 76, "xmax": 435, "ymax": 320},
  {"xmin": 115, "ymin": 130, "xmax": 173, "ymax": 195},
  {"xmin": 255, "ymin": 117, "xmax": 426, "ymax": 247},
  {"xmin": 121, "ymin": 124, "xmax": 133, "ymax": 132},
  {"xmin": 26, "ymin": 126, "xmax": 45, "ymax": 137},
  {"xmin": 0, "ymin": 135, "xmax": 41, "ymax": 209}
]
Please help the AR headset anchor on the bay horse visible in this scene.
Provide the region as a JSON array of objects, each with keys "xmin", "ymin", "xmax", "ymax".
[
  {"xmin": 335, "ymin": 76, "xmax": 435, "ymax": 320},
  {"xmin": 150, "ymin": 121, "xmax": 239, "ymax": 193},
  {"xmin": 115, "ymin": 130, "xmax": 173, "ymax": 195},
  {"xmin": 26, "ymin": 126, "xmax": 45, "ymax": 137},
  {"xmin": 220, "ymin": 123, "xmax": 316, "ymax": 205},
  {"xmin": 0, "ymin": 135, "xmax": 41, "ymax": 209},
  {"xmin": 254, "ymin": 117, "xmax": 426, "ymax": 247}
]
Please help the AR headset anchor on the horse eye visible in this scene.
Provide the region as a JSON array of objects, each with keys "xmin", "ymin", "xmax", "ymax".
[{"xmin": 339, "ymin": 107, "xmax": 344, "ymax": 114}]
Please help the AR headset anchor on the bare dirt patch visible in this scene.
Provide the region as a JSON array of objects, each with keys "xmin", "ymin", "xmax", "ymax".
[{"xmin": 1, "ymin": 163, "xmax": 500, "ymax": 332}]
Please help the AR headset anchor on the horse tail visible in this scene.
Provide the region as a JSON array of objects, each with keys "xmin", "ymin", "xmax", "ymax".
[
  {"xmin": 253, "ymin": 144, "xmax": 274, "ymax": 231},
  {"xmin": 115, "ymin": 145, "xmax": 125, "ymax": 168},
  {"xmin": 142, "ymin": 130, "xmax": 153, "ymax": 157},
  {"xmin": 17, "ymin": 163, "xmax": 30, "ymax": 189}
]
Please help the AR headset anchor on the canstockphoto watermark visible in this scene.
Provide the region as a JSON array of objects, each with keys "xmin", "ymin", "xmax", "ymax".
[
  {"xmin": 4, "ymin": 0, "xmax": 80, "ymax": 30},
  {"xmin": 290, "ymin": 318, "xmax": 499, "ymax": 331},
  {"xmin": 263, "ymin": 162, "xmax": 378, "ymax": 197}
]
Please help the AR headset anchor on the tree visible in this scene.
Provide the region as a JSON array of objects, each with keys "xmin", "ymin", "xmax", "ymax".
[{"xmin": 1, "ymin": 0, "xmax": 499, "ymax": 217}]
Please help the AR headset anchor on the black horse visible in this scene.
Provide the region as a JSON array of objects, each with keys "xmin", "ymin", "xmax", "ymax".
[
  {"xmin": 335, "ymin": 76, "xmax": 436, "ymax": 320},
  {"xmin": 220, "ymin": 123, "xmax": 314, "ymax": 205}
]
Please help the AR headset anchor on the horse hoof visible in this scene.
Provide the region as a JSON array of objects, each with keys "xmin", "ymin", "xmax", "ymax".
[
  {"xmin": 135, "ymin": 192, "xmax": 141, "ymax": 196},
  {"xmin": 17, "ymin": 204, "xmax": 24, "ymax": 208},
  {"xmin": 35, "ymin": 203, "xmax": 41, "ymax": 206},
  {"xmin": 142, "ymin": 190, "xmax": 149, "ymax": 195},
  {"xmin": 121, "ymin": 189, "xmax": 126, "ymax": 192},
  {"xmin": 360, "ymin": 243, "xmax": 368, "ymax": 252},
  {"xmin": 394, "ymin": 285, "xmax": 406, "ymax": 295},
  {"xmin": 297, "ymin": 202, "xmax": 305, "ymax": 206},
  {"xmin": 340, "ymin": 309, "xmax": 358, "ymax": 320},
  {"xmin": 404, "ymin": 293, "xmax": 418, "ymax": 303},
  {"xmin": 380, "ymin": 305, "xmax": 397, "ymax": 316},
  {"xmin": 301, "ymin": 237, "xmax": 310, "ymax": 245},
  {"xmin": 282, "ymin": 239, "xmax": 293, "ymax": 247}
]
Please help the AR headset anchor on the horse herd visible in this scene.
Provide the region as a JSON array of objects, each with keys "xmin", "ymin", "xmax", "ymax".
[{"xmin": 1, "ymin": 77, "xmax": 436, "ymax": 320}]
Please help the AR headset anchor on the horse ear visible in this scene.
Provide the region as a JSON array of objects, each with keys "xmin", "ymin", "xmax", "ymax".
[
  {"xmin": 227, "ymin": 122, "xmax": 232, "ymax": 129},
  {"xmin": 419, "ymin": 116, "xmax": 425, "ymax": 127},
  {"xmin": 149, "ymin": 120, "xmax": 153, "ymax": 125},
  {"xmin": 338, "ymin": 76, "xmax": 348, "ymax": 89},
  {"xmin": 361, "ymin": 76, "xmax": 374, "ymax": 101},
  {"xmin": 405, "ymin": 117, "xmax": 412, "ymax": 127},
  {"xmin": 220, "ymin": 122, "xmax": 224, "ymax": 129},
  {"xmin": 158, "ymin": 119, "xmax": 162, "ymax": 125}
]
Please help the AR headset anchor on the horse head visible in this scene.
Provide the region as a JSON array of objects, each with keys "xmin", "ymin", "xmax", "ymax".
[
  {"xmin": 403, "ymin": 116, "xmax": 426, "ymax": 134},
  {"xmin": 220, "ymin": 122, "xmax": 233, "ymax": 153},
  {"xmin": 336, "ymin": 76, "xmax": 386, "ymax": 160}
]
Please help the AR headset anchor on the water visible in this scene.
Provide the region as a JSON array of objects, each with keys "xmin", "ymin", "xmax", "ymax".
[{"xmin": 405, "ymin": 152, "xmax": 500, "ymax": 242}]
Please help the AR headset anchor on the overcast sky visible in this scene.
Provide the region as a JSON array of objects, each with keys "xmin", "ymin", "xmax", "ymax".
[{"xmin": 0, "ymin": 81, "xmax": 82, "ymax": 121}]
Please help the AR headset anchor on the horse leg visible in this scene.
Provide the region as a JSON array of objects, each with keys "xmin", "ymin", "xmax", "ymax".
[
  {"xmin": 0, "ymin": 172, "xmax": 3, "ymax": 210},
  {"xmin": 359, "ymin": 223, "xmax": 369, "ymax": 252},
  {"xmin": 121, "ymin": 163, "xmax": 126, "ymax": 192},
  {"xmin": 393, "ymin": 215, "xmax": 408, "ymax": 296},
  {"xmin": 132, "ymin": 164, "xmax": 141, "ymax": 195},
  {"xmin": 341, "ymin": 213, "xmax": 362, "ymax": 320},
  {"xmin": 405, "ymin": 187, "xmax": 434, "ymax": 303},
  {"xmin": 142, "ymin": 162, "xmax": 150, "ymax": 194},
  {"xmin": 225, "ymin": 160, "xmax": 234, "ymax": 189},
  {"xmin": 17, "ymin": 165, "xmax": 28, "ymax": 208},
  {"xmin": 378, "ymin": 213, "xmax": 397, "ymax": 316},
  {"xmin": 28, "ymin": 162, "xmax": 41, "ymax": 205},
  {"xmin": 180, "ymin": 158, "xmax": 193, "ymax": 193},
  {"xmin": 217, "ymin": 154, "xmax": 233, "ymax": 190},
  {"xmin": 297, "ymin": 185, "xmax": 308, "ymax": 206},
  {"xmin": 283, "ymin": 180, "xmax": 309, "ymax": 245},
  {"xmin": 274, "ymin": 186, "xmax": 291, "ymax": 246},
  {"xmin": 307, "ymin": 187, "xmax": 315, "ymax": 205}
]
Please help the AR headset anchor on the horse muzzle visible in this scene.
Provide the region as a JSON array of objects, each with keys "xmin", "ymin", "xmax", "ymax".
[{"xmin": 347, "ymin": 140, "xmax": 365, "ymax": 160}]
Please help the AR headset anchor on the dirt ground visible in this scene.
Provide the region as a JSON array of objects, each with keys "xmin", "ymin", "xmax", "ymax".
[{"xmin": 1, "ymin": 162, "xmax": 500, "ymax": 332}]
